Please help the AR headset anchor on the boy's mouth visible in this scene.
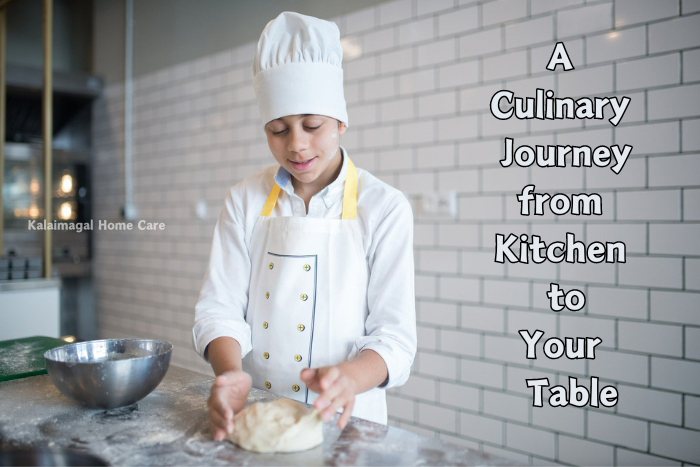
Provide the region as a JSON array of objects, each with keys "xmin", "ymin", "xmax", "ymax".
[{"xmin": 289, "ymin": 156, "xmax": 317, "ymax": 172}]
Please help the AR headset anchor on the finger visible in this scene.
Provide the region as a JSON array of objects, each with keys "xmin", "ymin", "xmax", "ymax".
[
  {"xmin": 321, "ymin": 397, "xmax": 343, "ymax": 422},
  {"xmin": 208, "ymin": 391, "xmax": 229, "ymax": 416},
  {"xmin": 209, "ymin": 405, "xmax": 232, "ymax": 431},
  {"xmin": 209, "ymin": 407, "xmax": 235, "ymax": 437},
  {"xmin": 208, "ymin": 394, "xmax": 234, "ymax": 428},
  {"xmin": 300, "ymin": 367, "xmax": 316, "ymax": 381},
  {"xmin": 338, "ymin": 398, "xmax": 354, "ymax": 429},
  {"xmin": 314, "ymin": 378, "xmax": 344, "ymax": 411},
  {"xmin": 210, "ymin": 419, "xmax": 228, "ymax": 441},
  {"xmin": 320, "ymin": 367, "xmax": 340, "ymax": 391},
  {"xmin": 320, "ymin": 389, "xmax": 349, "ymax": 422}
]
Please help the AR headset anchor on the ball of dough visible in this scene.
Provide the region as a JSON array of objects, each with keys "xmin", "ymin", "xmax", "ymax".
[{"xmin": 228, "ymin": 398, "xmax": 323, "ymax": 453}]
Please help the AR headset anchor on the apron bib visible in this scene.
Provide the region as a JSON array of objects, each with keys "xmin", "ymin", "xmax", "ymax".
[{"xmin": 242, "ymin": 157, "xmax": 387, "ymax": 424}]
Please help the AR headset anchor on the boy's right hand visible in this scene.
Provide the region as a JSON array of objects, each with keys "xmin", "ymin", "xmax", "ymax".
[{"xmin": 208, "ymin": 370, "xmax": 252, "ymax": 441}]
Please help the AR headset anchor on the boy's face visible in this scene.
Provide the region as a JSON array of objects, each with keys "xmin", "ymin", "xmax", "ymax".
[{"xmin": 264, "ymin": 114, "xmax": 347, "ymax": 186}]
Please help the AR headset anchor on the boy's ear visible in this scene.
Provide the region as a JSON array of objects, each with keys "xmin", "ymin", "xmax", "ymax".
[{"xmin": 338, "ymin": 121, "xmax": 348, "ymax": 135}]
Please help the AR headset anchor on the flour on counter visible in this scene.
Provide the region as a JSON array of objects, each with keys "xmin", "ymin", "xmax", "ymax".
[{"xmin": 0, "ymin": 341, "xmax": 48, "ymax": 376}]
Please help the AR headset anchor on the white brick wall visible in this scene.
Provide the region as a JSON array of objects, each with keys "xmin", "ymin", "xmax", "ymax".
[{"xmin": 91, "ymin": 1, "xmax": 700, "ymax": 465}]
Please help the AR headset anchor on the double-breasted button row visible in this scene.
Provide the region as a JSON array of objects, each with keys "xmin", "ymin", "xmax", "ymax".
[
  {"xmin": 261, "ymin": 260, "xmax": 309, "ymax": 395},
  {"xmin": 266, "ymin": 262, "xmax": 310, "ymax": 271},
  {"xmin": 262, "ymin": 322, "xmax": 305, "ymax": 331},
  {"xmin": 263, "ymin": 382, "xmax": 301, "ymax": 393},
  {"xmin": 265, "ymin": 291, "xmax": 309, "ymax": 300},
  {"xmin": 261, "ymin": 352, "xmax": 302, "ymax": 362}
]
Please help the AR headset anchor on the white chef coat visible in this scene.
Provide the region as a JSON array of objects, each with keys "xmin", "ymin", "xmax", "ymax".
[{"xmin": 192, "ymin": 146, "xmax": 417, "ymax": 409}]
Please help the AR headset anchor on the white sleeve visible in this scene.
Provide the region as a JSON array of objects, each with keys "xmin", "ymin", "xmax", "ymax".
[
  {"xmin": 192, "ymin": 187, "xmax": 253, "ymax": 362},
  {"xmin": 348, "ymin": 192, "xmax": 417, "ymax": 389}
]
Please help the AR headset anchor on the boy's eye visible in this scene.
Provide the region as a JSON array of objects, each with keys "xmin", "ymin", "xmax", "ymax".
[{"xmin": 270, "ymin": 124, "xmax": 321, "ymax": 135}]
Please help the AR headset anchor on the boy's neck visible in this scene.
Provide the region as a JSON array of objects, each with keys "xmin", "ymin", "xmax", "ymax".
[{"xmin": 291, "ymin": 148, "xmax": 344, "ymax": 203}]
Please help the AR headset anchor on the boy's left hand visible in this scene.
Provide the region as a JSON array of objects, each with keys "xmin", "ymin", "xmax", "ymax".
[{"xmin": 300, "ymin": 365, "xmax": 356, "ymax": 429}]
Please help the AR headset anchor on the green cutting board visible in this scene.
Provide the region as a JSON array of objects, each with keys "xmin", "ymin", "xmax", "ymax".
[{"xmin": 0, "ymin": 336, "xmax": 71, "ymax": 382}]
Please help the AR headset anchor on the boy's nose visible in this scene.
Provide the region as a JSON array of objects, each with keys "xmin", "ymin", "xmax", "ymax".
[{"xmin": 286, "ymin": 126, "xmax": 310, "ymax": 153}]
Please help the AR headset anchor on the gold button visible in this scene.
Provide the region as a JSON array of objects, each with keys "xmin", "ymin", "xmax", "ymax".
[
  {"xmin": 300, "ymin": 294, "xmax": 308, "ymax": 301},
  {"xmin": 265, "ymin": 381, "xmax": 271, "ymax": 389},
  {"xmin": 268, "ymin": 262, "xmax": 274, "ymax": 269},
  {"xmin": 292, "ymin": 384, "xmax": 300, "ymax": 392},
  {"xmin": 297, "ymin": 324, "xmax": 305, "ymax": 332},
  {"xmin": 263, "ymin": 352, "xmax": 269, "ymax": 359},
  {"xmin": 303, "ymin": 264, "xmax": 311, "ymax": 271},
  {"xmin": 263, "ymin": 321, "xmax": 268, "ymax": 329},
  {"xmin": 265, "ymin": 291, "xmax": 270, "ymax": 299},
  {"xmin": 294, "ymin": 354, "xmax": 302, "ymax": 362}
]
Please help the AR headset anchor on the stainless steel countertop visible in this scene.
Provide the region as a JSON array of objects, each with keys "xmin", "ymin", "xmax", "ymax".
[
  {"xmin": 0, "ymin": 278, "xmax": 61, "ymax": 292},
  {"xmin": 0, "ymin": 364, "xmax": 514, "ymax": 466}
]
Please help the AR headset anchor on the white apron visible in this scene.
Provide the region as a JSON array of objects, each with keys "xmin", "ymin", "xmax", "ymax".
[{"xmin": 242, "ymin": 157, "xmax": 387, "ymax": 424}]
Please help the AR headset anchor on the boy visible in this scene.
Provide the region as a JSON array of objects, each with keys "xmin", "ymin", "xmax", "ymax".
[{"xmin": 192, "ymin": 11, "xmax": 416, "ymax": 441}]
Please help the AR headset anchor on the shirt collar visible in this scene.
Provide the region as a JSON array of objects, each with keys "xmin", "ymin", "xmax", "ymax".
[{"xmin": 274, "ymin": 146, "xmax": 349, "ymax": 208}]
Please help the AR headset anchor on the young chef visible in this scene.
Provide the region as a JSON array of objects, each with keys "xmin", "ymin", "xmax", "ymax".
[{"xmin": 191, "ymin": 11, "xmax": 416, "ymax": 441}]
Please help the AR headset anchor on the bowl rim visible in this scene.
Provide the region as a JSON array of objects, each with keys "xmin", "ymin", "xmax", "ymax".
[{"xmin": 43, "ymin": 338, "xmax": 173, "ymax": 363}]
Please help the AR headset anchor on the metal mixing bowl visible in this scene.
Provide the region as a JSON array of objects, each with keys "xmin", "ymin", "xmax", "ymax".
[{"xmin": 44, "ymin": 338, "xmax": 172, "ymax": 409}]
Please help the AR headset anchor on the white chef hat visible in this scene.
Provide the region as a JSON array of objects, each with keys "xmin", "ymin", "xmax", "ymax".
[{"xmin": 252, "ymin": 11, "xmax": 349, "ymax": 128}]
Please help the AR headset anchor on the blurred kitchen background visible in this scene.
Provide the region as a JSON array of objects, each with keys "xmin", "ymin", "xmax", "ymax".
[{"xmin": 1, "ymin": 0, "xmax": 699, "ymax": 465}]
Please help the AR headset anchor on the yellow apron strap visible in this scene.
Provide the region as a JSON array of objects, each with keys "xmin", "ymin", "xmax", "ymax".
[
  {"xmin": 341, "ymin": 157, "xmax": 358, "ymax": 220},
  {"xmin": 259, "ymin": 156, "xmax": 359, "ymax": 219},
  {"xmin": 260, "ymin": 183, "xmax": 281, "ymax": 217}
]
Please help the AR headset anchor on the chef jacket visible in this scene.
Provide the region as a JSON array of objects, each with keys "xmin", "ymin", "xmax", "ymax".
[{"xmin": 192, "ymin": 146, "xmax": 416, "ymax": 393}]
